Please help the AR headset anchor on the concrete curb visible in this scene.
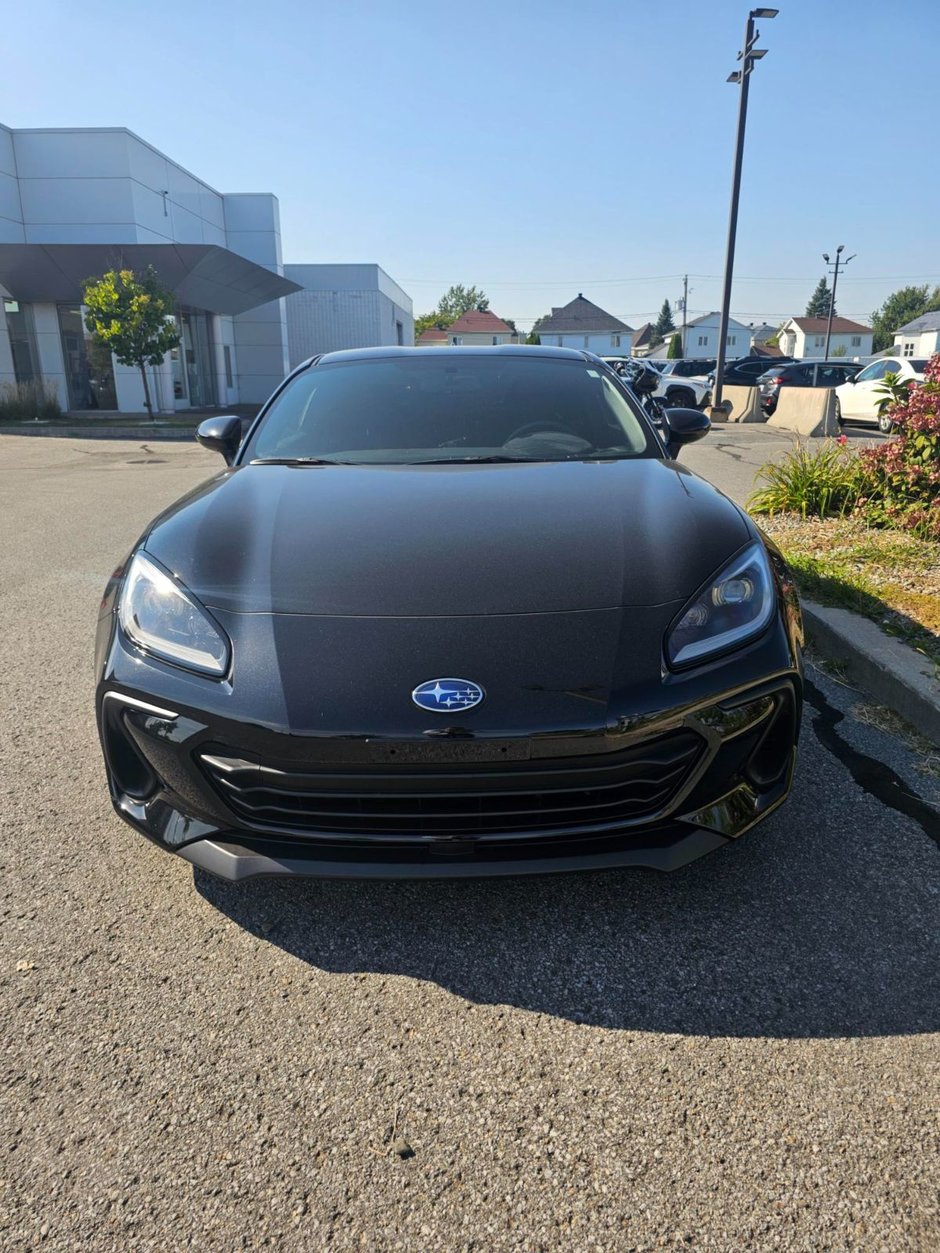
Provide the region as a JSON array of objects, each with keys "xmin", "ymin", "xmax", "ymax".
[
  {"xmin": 0, "ymin": 424, "xmax": 199, "ymax": 441},
  {"xmin": 802, "ymin": 598, "xmax": 940, "ymax": 745}
]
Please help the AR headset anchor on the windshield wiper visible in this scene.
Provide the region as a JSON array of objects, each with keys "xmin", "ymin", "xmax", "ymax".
[{"xmin": 249, "ymin": 457, "xmax": 356, "ymax": 466}]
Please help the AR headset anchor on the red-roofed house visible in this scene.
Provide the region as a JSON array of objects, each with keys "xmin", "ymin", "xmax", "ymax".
[
  {"xmin": 447, "ymin": 309, "xmax": 515, "ymax": 346},
  {"xmin": 416, "ymin": 326, "xmax": 449, "ymax": 347},
  {"xmin": 778, "ymin": 316, "xmax": 873, "ymax": 359}
]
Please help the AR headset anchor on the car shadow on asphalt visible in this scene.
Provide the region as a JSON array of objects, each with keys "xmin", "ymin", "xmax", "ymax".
[{"xmin": 195, "ymin": 683, "xmax": 939, "ymax": 1040}]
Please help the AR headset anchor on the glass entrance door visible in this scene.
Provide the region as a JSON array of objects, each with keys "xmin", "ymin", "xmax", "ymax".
[
  {"xmin": 179, "ymin": 308, "xmax": 218, "ymax": 408},
  {"xmin": 57, "ymin": 305, "xmax": 118, "ymax": 411},
  {"xmin": 3, "ymin": 299, "xmax": 39, "ymax": 383}
]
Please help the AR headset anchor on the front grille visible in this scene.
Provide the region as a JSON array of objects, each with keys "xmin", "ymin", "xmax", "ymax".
[{"xmin": 199, "ymin": 732, "xmax": 703, "ymax": 840}]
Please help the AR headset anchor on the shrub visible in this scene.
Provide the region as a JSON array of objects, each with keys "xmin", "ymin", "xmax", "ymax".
[
  {"xmin": 0, "ymin": 379, "xmax": 63, "ymax": 421},
  {"xmin": 748, "ymin": 440, "xmax": 866, "ymax": 519},
  {"xmin": 860, "ymin": 354, "xmax": 940, "ymax": 540}
]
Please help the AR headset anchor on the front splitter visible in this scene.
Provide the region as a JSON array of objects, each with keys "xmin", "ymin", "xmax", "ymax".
[{"xmin": 176, "ymin": 827, "xmax": 729, "ymax": 881}]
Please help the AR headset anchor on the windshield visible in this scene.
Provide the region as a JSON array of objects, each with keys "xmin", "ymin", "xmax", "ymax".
[{"xmin": 244, "ymin": 355, "xmax": 655, "ymax": 464}]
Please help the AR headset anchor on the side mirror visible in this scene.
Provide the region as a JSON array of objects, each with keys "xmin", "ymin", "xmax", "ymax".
[
  {"xmin": 196, "ymin": 415, "xmax": 243, "ymax": 465},
  {"xmin": 661, "ymin": 407, "xmax": 710, "ymax": 458}
]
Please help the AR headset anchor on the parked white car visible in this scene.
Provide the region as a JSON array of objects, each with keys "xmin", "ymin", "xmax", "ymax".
[
  {"xmin": 602, "ymin": 358, "xmax": 711, "ymax": 410},
  {"xmin": 835, "ymin": 356, "xmax": 928, "ymax": 432}
]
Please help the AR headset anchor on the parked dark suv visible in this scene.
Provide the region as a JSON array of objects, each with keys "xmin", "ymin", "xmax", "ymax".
[
  {"xmin": 758, "ymin": 360, "xmax": 863, "ymax": 415},
  {"xmin": 707, "ymin": 356, "xmax": 794, "ymax": 389}
]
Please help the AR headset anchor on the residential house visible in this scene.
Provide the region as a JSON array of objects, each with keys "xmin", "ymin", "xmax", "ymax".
[
  {"xmin": 630, "ymin": 322, "xmax": 653, "ymax": 356},
  {"xmin": 647, "ymin": 330, "xmax": 683, "ymax": 360},
  {"xmin": 680, "ymin": 313, "xmax": 751, "ymax": 361},
  {"xmin": 448, "ymin": 309, "xmax": 514, "ymax": 346},
  {"xmin": 777, "ymin": 316, "xmax": 873, "ymax": 360},
  {"xmin": 533, "ymin": 294, "xmax": 632, "ymax": 355},
  {"xmin": 416, "ymin": 326, "xmax": 449, "ymax": 347},
  {"xmin": 892, "ymin": 312, "xmax": 940, "ymax": 359},
  {"xmin": 749, "ymin": 322, "xmax": 777, "ymax": 351}
]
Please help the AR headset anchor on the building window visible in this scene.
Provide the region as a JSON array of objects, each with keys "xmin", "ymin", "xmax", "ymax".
[
  {"xmin": 2, "ymin": 299, "xmax": 40, "ymax": 384},
  {"xmin": 223, "ymin": 345, "xmax": 233, "ymax": 389},
  {"xmin": 57, "ymin": 304, "xmax": 118, "ymax": 411},
  {"xmin": 902, "ymin": 341, "xmax": 916, "ymax": 357},
  {"xmin": 396, "ymin": 321, "xmax": 404, "ymax": 346},
  {"xmin": 451, "ymin": 336, "xmax": 462, "ymax": 345},
  {"xmin": 611, "ymin": 334, "xmax": 620, "ymax": 349},
  {"xmin": 814, "ymin": 336, "xmax": 824, "ymax": 348},
  {"xmin": 698, "ymin": 335, "xmax": 707, "ymax": 347},
  {"xmin": 727, "ymin": 334, "xmax": 736, "ymax": 346},
  {"xmin": 850, "ymin": 336, "xmax": 861, "ymax": 347}
]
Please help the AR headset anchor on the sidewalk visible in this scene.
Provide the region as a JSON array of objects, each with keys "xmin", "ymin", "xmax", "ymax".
[{"xmin": 0, "ymin": 405, "xmax": 260, "ymax": 440}]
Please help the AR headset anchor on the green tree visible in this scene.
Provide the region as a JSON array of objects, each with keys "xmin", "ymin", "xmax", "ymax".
[
  {"xmin": 805, "ymin": 276, "xmax": 834, "ymax": 319},
  {"xmin": 436, "ymin": 284, "xmax": 489, "ymax": 320},
  {"xmin": 870, "ymin": 284, "xmax": 940, "ymax": 351},
  {"xmin": 830, "ymin": 344, "xmax": 847, "ymax": 357},
  {"xmin": 654, "ymin": 299, "xmax": 675, "ymax": 338},
  {"xmin": 414, "ymin": 284, "xmax": 491, "ymax": 342},
  {"xmin": 82, "ymin": 266, "xmax": 179, "ymax": 418},
  {"xmin": 667, "ymin": 332, "xmax": 683, "ymax": 359},
  {"xmin": 526, "ymin": 312, "xmax": 550, "ymax": 346},
  {"xmin": 414, "ymin": 311, "xmax": 451, "ymax": 339}
]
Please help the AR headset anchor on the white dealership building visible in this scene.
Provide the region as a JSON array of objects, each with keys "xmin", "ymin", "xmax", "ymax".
[{"xmin": 0, "ymin": 123, "xmax": 413, "ymax": 414}]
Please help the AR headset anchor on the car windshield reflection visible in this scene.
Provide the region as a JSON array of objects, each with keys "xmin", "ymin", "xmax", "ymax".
[{"xmin": 244, "ymin": 355, "xmax": 656, "ymax": 465}]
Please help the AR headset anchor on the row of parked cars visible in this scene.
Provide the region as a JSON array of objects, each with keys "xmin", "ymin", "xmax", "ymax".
[{"xmin": 614, "ymin": 354, "xmax": 928, "ymax": 433}]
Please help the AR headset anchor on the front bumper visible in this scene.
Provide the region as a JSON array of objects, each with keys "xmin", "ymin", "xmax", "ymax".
[{"xmin": 97, "ymin": 670, "xmax": 801, "ymax": 881}]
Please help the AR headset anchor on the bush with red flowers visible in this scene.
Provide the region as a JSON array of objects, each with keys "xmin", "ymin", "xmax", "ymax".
[{"xmin": 857, "ymin": 354, "xmax": 940, "ymax": 540}]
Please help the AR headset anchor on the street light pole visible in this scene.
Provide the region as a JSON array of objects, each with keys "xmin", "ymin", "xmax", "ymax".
[
  {"xmin": 822, "ymin": 245, "xmax": 855, "ymax": 359},
  {"xmin": 712, "ymin": 8, "xmax": 777, "ymax": 412}
]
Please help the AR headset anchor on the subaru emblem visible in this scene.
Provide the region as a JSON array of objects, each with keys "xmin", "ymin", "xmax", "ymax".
[{"xmin": 412, "ymin": 678, "xmax": 485, "ymax": 713}]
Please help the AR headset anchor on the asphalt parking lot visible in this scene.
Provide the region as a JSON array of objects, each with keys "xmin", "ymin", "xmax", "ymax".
[{"xmin": 2, "ymin": 431, "xmax": 937, "ymax": 1250}]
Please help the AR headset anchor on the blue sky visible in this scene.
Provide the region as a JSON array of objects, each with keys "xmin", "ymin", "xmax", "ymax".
[{"xmin": 3, "ymin": 0, "xmax": 938, "ymax": 331}]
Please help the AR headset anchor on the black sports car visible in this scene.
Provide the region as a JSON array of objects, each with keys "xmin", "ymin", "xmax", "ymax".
[{"xmin": 96, "ymin": 346, "xmax": 803, "ymax": 882}]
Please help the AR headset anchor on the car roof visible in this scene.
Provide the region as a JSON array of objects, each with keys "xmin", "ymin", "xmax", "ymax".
[{"xmin": 312, "ymin": 344, "xmax": 591, "ymax": 367}]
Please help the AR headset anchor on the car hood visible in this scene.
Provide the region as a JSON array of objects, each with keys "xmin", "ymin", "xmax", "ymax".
[{"xmin": 143, "ymin": 459, "xmax": 750, "ymax": 616}]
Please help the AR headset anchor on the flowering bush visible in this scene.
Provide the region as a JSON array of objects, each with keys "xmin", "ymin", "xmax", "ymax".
[{"xmin": 858, "ymin": 353, "xmax": 940, "ymax": 539}]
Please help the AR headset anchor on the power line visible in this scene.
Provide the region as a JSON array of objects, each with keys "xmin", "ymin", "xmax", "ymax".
[{"xmin": 404, "ymin": 272, "xmax": 940, "ymax": 287}]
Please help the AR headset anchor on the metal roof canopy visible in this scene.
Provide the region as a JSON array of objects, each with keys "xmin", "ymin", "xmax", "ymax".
[{"xmin": 0, "ymin": 243, "xmax": 301, "ymax": 315}]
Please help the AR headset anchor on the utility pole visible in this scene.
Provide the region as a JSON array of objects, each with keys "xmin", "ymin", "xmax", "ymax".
[
  {"xmin": 713, "ymin": 8, "xmax": 778, "ymax": 411},
  {"xmin": 681, "ymin": 274, "xmax": 688, "ymax": 356},
  {"xmin": 822, "ymin": 245, "xmax": 856, "ymax": 359}
]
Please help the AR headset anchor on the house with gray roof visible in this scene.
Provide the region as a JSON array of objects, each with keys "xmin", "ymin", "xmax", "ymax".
[
  {"xmin": 534, "ymin": 294, "xmax": 632, "ymax": 355},
  {"xmin": 893, "ymin": 311, "xmax": 940, "ymax": 360}
]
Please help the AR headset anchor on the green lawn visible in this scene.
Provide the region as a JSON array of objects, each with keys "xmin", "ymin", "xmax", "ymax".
[{"xmin": 754, "ymin": 515, "xmax": 940, "ymax": 668}]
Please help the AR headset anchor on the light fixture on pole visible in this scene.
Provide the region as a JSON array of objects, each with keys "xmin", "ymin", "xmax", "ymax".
[
  {"xmin": 712, "ymin": 8, "xmax": 778, "ymax": 411},
  {"xmin": 822, "ymin": 244, "xmax": 856, "ymax": 359}
]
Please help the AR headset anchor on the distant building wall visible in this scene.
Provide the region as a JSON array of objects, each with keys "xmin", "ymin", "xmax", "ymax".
[
  {"xmin": 684, "ymin": 314, "xmax": 750, "ymax": 360},
  {"xmin": 284, "ymin": 264, "xmax": 414, "ymax": 366},
  {"xmin": 542, "ymin": 331, "xmax": 632, "ymax": 354}
]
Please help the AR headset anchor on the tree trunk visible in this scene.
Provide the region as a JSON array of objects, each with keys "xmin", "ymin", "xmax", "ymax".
[{"xmin": 139, "ymin": 362, "xmax": 153, "ymax": 420}]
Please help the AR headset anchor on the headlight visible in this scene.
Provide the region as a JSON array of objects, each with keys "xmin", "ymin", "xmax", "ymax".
[
  {"xmin": 666, "ymin": 542, "xmax": 776, "ymax": 668},
  {"xmin": 118, "ymin": 552, "xmax": 230, "ymax": 676}
]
